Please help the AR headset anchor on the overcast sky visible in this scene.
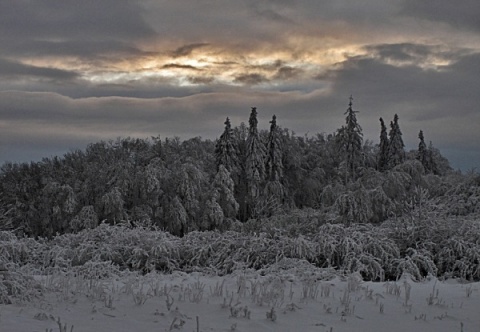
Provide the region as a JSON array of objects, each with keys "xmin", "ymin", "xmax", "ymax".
[{"xmin": 1, "ymin": 0, "xmax": 479, "ymax": 171}]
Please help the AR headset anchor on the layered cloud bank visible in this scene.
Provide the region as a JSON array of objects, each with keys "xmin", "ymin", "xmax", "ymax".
[{"xmin": 1, "ymin": 0, "xmax": 479, "ymax": 170}]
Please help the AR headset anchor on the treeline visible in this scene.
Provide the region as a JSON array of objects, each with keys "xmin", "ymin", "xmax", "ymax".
[{"xmin": 0, "ymin": 99, "xmax": 476, "ymax": 238}]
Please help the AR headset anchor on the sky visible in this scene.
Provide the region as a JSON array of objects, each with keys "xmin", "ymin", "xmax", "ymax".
[{"xmin": 0, "ymin": 0, "xmax": 479, "ymax": 171}]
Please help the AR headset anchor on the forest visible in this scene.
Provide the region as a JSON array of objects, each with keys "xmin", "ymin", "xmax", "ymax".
[{"xmin": 1, "ymin": 99, "xmax": 480, "ymax": 283}]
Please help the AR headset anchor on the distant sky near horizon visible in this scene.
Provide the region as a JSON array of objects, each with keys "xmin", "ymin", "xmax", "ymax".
[{"xmin": 0, "ymin": 0, "xmax": 479, "ymax": 171}]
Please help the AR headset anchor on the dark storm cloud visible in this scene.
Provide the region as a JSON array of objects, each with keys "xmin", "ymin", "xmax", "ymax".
[{"xmin": 0, "ymin": 58, "xmax": 80, "ymax": 80}]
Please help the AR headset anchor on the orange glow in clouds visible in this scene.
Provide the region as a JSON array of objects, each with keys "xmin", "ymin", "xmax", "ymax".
[{"xmin": 14, "ymin": 40, "xmax": 450, "ymax": 87}]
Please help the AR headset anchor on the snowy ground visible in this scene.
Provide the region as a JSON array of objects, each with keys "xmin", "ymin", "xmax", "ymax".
[{"xmin": 1, "ymin": 269, "xmax": 478, "ymax": 332}]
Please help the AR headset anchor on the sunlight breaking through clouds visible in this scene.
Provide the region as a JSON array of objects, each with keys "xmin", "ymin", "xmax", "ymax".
[{"xmin": 71, "ymin": 43, "xmax": 369, "ymax": 88}]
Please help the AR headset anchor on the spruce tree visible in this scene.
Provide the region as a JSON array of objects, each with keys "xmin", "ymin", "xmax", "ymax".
[
  {"xmin": 387, "ymin": 114, "xmax": 405, "ymax": 168},
  {"xmin": 215, "ymin": 117, "xmax": 239, "ymax": 174},
  {"xmin": 377, "ymin": 117, "xmax": 389, "ymax": 172},
  {"xmin": 416, "ymin": 130, "xmax": 430, "ymax": 172},
  {"xmin": 245, "ymin": 107, "xmax": 266, "ymax": 217},
  {"xmin": 341, "ymin": 96, "xmax": 363, "ymax": 182},
  {"xmin": 263, "ymin": 115, "xmax": 286, "ymax": 216},
  {"xmin": 265, "ymin": 115, "xmax": 283, "ymax": 181},
  {"xmin": 232, "ymin": 122, "xmax": 249, "ymax": 221}
]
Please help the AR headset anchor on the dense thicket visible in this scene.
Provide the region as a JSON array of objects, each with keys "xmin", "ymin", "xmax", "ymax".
[
  {"xmin": 0, "ymin": 100, "xmax": 474, "ymax": 240},
  {"xmin": 2, "ymin": 209, "xmax": 480, "ymax": 284}
]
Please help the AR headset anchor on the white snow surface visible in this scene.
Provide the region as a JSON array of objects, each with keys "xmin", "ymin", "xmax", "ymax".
[{"xmin": 1, "ymin": 269, "xmax": 479, "ymax": 332}]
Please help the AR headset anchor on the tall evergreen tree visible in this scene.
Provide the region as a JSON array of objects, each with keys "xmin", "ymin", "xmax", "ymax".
[
  {"xmin": 245, "ymin": 107, "xmax": 266, "ymax": 217},
  {"xmin": 387, "ymin": 114, "xmax": 405, "ymax": 168},
  {"xmin": 232, "ymin": 122, "xmax": 249, "ymax": 221},
  {"xmin": 265, "ymin": 115, "xmax": 283, "ymax": 181},
  {"xmin": 214, "ymin": 117, "xmax": 239, "ymax": 173},
  {"xmin": 377, "ymin": 117, "xmax": 389, "ymax": 171},
  {"xmin": 340, "ymin": 96, "xmax": 363, "ymax": 182},
  {"xmin": 262, "ymin": 115, "xmax": 286, "ymax": 216},
  {"xmin": 416, "ymin": 130, "xmax": 430, "ymax": 172}
]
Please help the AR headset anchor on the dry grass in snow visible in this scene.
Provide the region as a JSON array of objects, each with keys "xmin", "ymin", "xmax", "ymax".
[{"xmin": 1, "ymin": 268, "xmax": 479, "ymax": 332}]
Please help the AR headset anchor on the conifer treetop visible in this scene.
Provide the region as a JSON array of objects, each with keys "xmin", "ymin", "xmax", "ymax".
[
  {"xmin": 387, "ymin": 113, "xmax": 405, "ymax": 168},
  {"xmin": 249, "ymin": 107, "xmax": 258, "ymax": 134},
  {"xmin": 224, "ymin": 117, "xmax": 231, "ymax": 130},
  {"xmin": 270, "ymin": 114, "xmax": 277, "ymax": 130},
  {"xmin": 378, "ymin": 117, "xmax": 389, "ymax": 171}
]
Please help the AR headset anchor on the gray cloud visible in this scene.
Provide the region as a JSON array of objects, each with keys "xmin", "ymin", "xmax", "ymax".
[
  {"xmin": 0, "ymin": 1, "xmax": 479, "ymax": 171},
  {"xmin": 233, "ymin": 74, "xmax": 269, "ymax": 85},
  {"xmin": 162, "ymin": 63, "xmax": 201, "ymax": 71},
  {"xmin": 329, "ymin": 46, "xmax": 480, "ymax": 121},
  {"xmin": 2, "ymin": 40, "xmax": 150, "ymax": 60},
  {"xmin": 171, "ymin": 43, "xmax": 210, "ymax": 58},
  {"xmin": 322, "ymin": 47, "xmax": 480, "ymax": 169},
  {"xmin": 0, "ymin": 0, "xmax": 155, "ymax": 61},
  {"xmin": 274, "ymin": 66, "xmax": 303, "ymax": 81},
  {"xmin": 249, "ymin": 2, "xmax": 296, "ymax": 24},
  {"xmin": 0, "ymin": 89, "xmax": 338, "ymax": 162},
  {"xmin": 363, "ymin": 43, "xmax": 468, "ymax": 65},
  {"xmin": 0, "ymin": 0, "xmax": 155, "ymax": 41},
  {"xmin": 187, "ymin": 76, "xmax": 215, "ymax": 85},
  {"xmin": 0, "ymin": 58, "xmax": 80, "ymax": 80},
  {"xmin": 402, "ymin": 0, "xmax": 480, "ymax": 32}
]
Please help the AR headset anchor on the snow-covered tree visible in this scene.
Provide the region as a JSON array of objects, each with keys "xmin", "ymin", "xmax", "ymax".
[
  {"xmin": 261, "ymin": 115, "xmax": 286, "ymax": 215},
  {"xmin": 377, "ymin": 118, "xmax": 389, "ymax": 172},
  {"xmin": 165, "ymin": 195, "xmax": 187, "ymax": 236},
  {"xmin": 261, "ymin": 180, "xmax": 286, "ymax": 217},
  {"xmin": 265, "ymin": 115, "xmax": 283, "ymax": 182},
  {"xmin": 245, "ymin": 107, "xmax": 266, "ymax": 217},
  {"xmin": 215, "ymin": 117, "xmax": 239, "ymax": 174},
  {"xmin": 40, "ymin": 182, "xmax": 77, "ymax": 235},
  {"xmin": 232, "ymin": 121, "xmax": 249, "ymax": 220},
  {"xmin": 213, "ymin": 164, "xmax": 239, "ymax": 219},
  {"xmin": 201, "ymin": 189, "xmax": 225, "ymax": 231},
  {"xmin": 426, "ymin": 141, "xmax": 451, "ymax": 176},
  {"xmin": 416, "ymin": 130, "xmax": 428, "ymax": 172},
  {"xmin": 101, "ymin": 186, "xmax": 125, "ymax": 223},
  {"xmin": 175, "ymin": 163, "xmax": 206, "ymax": 223},
  {"xmin": 334, "ymin": 186, "xmax": 372, "ymax": 225},
  {"xmin": 387, "ymin": 114, "xmax": 405, "ymax": 168},
  {"xmin": 70, "ymin": 205, "xmax": 98, "ymax": 232},
  {"xmin": 338, "ymin": 96, "xmax": 363, "ymax": 182}
]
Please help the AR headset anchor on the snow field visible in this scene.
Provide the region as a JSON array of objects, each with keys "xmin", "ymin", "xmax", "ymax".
[{"xmin": 1, "ymin": 270, "xmax": 479, "ymax": 332}]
